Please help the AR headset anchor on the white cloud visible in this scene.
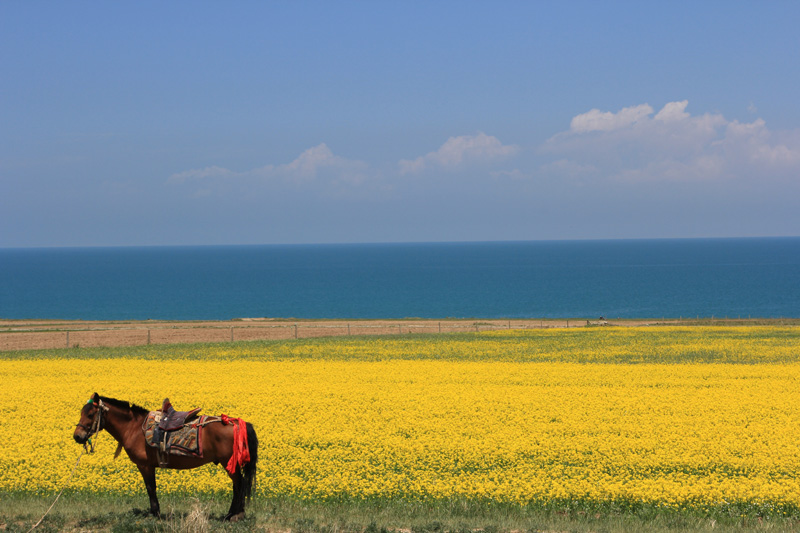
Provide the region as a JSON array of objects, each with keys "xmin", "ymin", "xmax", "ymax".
[
  {"xmin": 546, "ymin": 100, "xmax": 800, "ymax": 183},
  {"xmin": 167, "ymin": 144, "xmax": 372, "ymax": 195},
  {"xmin": 654, "ymin": 100, "xmax": 689, "ymax": 122},
  {"xmin": 726, "ymin": 117, "xmax": 767, "ymax": 138},
  {"xmin": 399, "ymin": 133, "xmax": 518, "ymax": 174},
  {"xmin": 723, "ymin": 119, "xmax": 800, "ymax": 168},
  {"xmin": 168, "ymin": 102, "xmax": 800, "ymax": 204},
  {"xmin": 274, "ymin": 143, "xmax": 367, "ymax": 182},
  {"xmin": 570, "ymin": 104, "xmax": 653, "ymax": 133}
]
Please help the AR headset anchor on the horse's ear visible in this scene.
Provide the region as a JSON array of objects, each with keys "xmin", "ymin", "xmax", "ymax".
[{"xmin": 92, "ymin": 392, "xmax": 100, "ymax": 402}]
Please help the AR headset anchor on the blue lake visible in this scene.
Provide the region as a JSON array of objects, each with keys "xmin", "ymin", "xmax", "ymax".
[{"xmin": 1, "ymin": 238, "xmax": 798, "ymax": 320}]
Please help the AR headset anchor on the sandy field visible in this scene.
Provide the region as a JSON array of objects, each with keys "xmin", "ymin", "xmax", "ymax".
[
  {"xmin": 4, "ymin": 316, "xmax": 790, "ymax": 352},
  {"xmin": 0, "ymin": 317, "xmax": 677, "ymax": 352}
]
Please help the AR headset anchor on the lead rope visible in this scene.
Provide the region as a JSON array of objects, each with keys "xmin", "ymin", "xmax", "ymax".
[
  {"xmin": 26, "ymin": 448, "xmax": 87, "ymax": 533},
  {"xmin": 27, "ymin": 401, "xmax": 107, "ymax": 532}
]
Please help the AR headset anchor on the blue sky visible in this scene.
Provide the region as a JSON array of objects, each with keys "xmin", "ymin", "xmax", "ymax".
[{"xmin": 2, "ymin": 2, "xmax": 799, "ymax": 247}]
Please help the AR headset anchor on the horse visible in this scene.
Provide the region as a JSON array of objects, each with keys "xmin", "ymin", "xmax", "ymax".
[{"xmin": 73, "ymin": 392, "xmax": 258, "ymax": 521}]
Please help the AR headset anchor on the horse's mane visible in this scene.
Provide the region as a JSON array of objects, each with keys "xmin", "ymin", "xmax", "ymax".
[{"xmin": 100, "ymin": 395, "xmax": 150, "ymax": 416}]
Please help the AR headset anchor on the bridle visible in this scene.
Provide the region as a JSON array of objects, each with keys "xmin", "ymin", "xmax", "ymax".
[{"xmin": 76, "ymin": 398, "xmax": 109, "ymax": 453}]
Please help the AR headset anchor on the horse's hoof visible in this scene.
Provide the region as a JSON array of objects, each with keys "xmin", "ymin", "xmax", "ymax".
[{"xmin": 224, "ymin": 512, "xmax": 244, "ymax": 522}]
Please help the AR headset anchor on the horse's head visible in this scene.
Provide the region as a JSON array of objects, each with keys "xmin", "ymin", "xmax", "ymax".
[{"xmin": 74, "ymin": 392, "xmax": 105, "ymax": 445}]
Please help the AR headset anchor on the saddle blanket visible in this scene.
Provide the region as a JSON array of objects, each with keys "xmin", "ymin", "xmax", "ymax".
[{"xmin": 142, "ymin": 411, "xmax": 206, "ymax": 457}]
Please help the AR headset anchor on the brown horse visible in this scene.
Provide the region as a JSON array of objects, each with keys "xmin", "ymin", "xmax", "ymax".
[{"xmin": 73, "ymin": 393, "xmax": 258, "ymax": 521}]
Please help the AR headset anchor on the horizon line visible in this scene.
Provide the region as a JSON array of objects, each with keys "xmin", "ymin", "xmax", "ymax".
[{"xmin": 2, "ymin": 235, "xmax": 799, "ymax": 251}]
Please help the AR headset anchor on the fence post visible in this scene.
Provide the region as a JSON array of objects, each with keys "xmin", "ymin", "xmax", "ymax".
[
  {"xmin": 348, "ymin": 323, "xmax": 351, "ymax": 335},
  {"xmin": 66, "ymin": 331, "xmax": 69, "ymax": 349},
  {"xmin": 230, "ymin": 327, "xmax": 234, "ymax": 342},
  {"xmin": 438, "ymin": 322, "xmax": 441, "ymax": 333},
  {"xmin": 398, "ymin": 324, "xmax": 402, "ymax": 334},
  {"xmin": 147, "ymin": 330, "xmax": 151, "ymax": 345},
  {"xmin": 294, "ymin": 324, "xmax": 298, "ymax": 339}
]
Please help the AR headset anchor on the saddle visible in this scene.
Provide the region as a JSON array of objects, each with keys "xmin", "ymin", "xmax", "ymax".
[
  {"xmin": 158, "ymin": 398, "xmax": 202, "ymax": 430},
  {"xmin": 152, "ymin": 398, "xmax": 202, "ymax": 456}
]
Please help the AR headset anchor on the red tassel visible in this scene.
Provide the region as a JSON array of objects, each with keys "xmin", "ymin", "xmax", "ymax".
[{"xmin": 221, "ymin": 415, "xmax": 250, "ymax": 474}]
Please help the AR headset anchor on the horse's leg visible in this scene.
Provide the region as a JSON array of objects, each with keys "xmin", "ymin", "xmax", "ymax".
[
  {"xmin": 137, "ymin": 464, "xmax": 160, "ymax": 517},
  {"xmin": 224, "ymin": 469, "xmax": 244, "ymax": 521}
]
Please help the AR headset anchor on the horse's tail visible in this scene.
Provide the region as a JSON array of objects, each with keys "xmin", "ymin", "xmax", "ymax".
[{"xmin": 241, "ymin": 422, "xmax": 258, "ymax": 501}]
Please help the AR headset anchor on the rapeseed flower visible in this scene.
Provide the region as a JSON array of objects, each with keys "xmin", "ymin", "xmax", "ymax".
[{"xmin": 1, "ymin": 327, "xmax": 799, "ymax": 514}]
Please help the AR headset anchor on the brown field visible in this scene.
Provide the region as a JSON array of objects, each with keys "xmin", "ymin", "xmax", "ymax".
[
  {"xmin": 0, "ymin": 318, "xmax": 585, "ymax": 351},
  {"xmin": 0, "ymin": 316, "xmax": 786, "ymax": 352}
]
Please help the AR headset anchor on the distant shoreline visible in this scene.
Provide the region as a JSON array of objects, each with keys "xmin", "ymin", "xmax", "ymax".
[{"xmin": 2, "ymin": 317, "xmax": 798, "ymax": 352}]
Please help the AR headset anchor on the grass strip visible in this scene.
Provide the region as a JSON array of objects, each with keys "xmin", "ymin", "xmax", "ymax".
[{"xmin": 3, "ymin": 493, "xmax": 799, "ymax": 533}]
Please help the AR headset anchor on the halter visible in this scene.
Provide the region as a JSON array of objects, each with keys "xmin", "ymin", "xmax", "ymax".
[{"xmin": 76, "ymin": 398, "xmax": 109, "ymax": 453}]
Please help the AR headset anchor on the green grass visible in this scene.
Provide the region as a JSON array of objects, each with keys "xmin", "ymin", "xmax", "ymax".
[{"xmin": 3, "ymin": 493, "xmax": 800, "ymax": 532}]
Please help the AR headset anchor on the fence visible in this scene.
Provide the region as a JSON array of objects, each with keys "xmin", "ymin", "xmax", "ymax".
[
  {"xmin": 1, "ymin": 318, "xmax": 593, "ymax": 351},
  {"xmin": 2, "ymin": 317, "xmax": 795, "ymax": 352}
]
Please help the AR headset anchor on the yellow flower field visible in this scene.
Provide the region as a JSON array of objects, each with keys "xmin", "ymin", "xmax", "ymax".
[{"xmin": 1, "ymin": 326, "xmax": 799, "ymax": 514}]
